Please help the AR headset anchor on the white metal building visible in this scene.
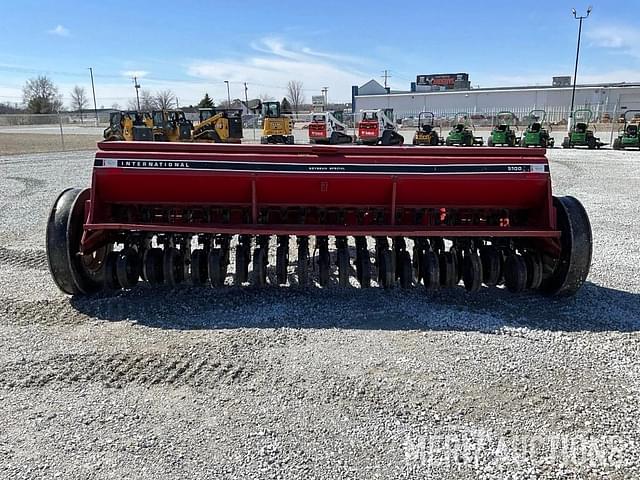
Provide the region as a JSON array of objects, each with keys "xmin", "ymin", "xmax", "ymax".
[{"xmin": 353, "ymin": 83, "xmax": 640, "ymax": 123}]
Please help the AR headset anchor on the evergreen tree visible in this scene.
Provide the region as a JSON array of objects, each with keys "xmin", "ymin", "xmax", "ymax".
[
  {"xmin": 198, "ymin": 93, "xmax": 214, "ymax": 108},
  {"xmin": 280, "ymin": 97, "xmax": 292, "ymax": 114}
]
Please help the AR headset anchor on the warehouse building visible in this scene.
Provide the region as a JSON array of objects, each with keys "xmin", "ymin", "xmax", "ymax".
[{"xmin": 352, "ymin": 75, "xmax": 640, "ymax": 124}]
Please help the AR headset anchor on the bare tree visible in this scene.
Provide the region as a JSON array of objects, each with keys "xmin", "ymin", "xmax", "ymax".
[
  {"xmin": 286, "ymin": 80, "xmax": 305, "ymax": 113},
  {"xmin": 154, "ymin": 89, "xmax": 176, "ymax": 110},
  {"xmin": 22, "ymin": 75, "xmax": 63, "ymax": 113},
  {"xmin": 140, "ymin": 89, "xmax": 155, "ymax": 110},
  {"xmin": 111, "ymin": 102, "xmax": 120, "ymax": 110},
  {"xmin": 258, "ymin": 93, "xmax": 274, "ymax": 102},
  {"xmin": 69, "ymin": 86, "xmax": 89, "ymax": 123}
]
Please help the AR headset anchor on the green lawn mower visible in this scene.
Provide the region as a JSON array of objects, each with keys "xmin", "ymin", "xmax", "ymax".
[
  {"xmin": 613, "ymin": 110, "xmax": 640, "ymax": 150},
  {"xmin": 521, "ymin": 109, "xmax": 555, "ymax": 148},
  {"xmin": 445, "ymin": 112, "xmax": 484, "ymax": 146},
  {"xmin": 488, "ymin": 111, "xmax": 519, "ymax": 147},
  {"xmin": 562, "ymin": 109, "xmax": 604, "ymax": 149}
]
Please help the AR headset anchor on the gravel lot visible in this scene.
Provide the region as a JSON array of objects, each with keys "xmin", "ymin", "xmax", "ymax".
[{"xmin": 0, "ymin": 145, "xmax": 639, "ymax": 479}]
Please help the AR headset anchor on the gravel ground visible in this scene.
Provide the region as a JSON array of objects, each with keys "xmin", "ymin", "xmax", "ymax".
[{"xmin": 0, "ymin": 146, "xmax": 639, "ymax": 479}]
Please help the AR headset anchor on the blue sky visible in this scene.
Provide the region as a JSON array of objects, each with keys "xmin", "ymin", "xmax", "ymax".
[{"xmin": 1, "ymin": 0, "xmax": 639, "ymax": 108}]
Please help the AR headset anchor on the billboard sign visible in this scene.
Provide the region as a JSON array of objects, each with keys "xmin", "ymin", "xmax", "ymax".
[{"xmin": 416, "ymin": 73, "xmax": 470, "ymax": 90}]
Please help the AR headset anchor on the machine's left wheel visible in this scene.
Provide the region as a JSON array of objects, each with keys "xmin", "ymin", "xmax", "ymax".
[
  {"xmin": 46, "ymin": 188, "xmax": 105, "ymax": 294},
  {"xmin": 276, "ymin": 245, "xmax": 288, "ymax": 285},
  {"xmin": 208, "ymin": 249, "xmax": 224, "ymax": 287},
  {"xmin": 421, "ymin": 251, "xmax": 440, "ymax": 291}
]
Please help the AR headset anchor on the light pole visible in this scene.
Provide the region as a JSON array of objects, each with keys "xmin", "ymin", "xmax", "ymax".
[
  {"xmin": 133, "ymin": 76, "xmax": 141, "ymax": 111},
  {"xmin": 88, "ymin": 67, "xmax": 98, "ymax": 126},
  {"xmin": 568, "ymin": 6, "xmax": 592, "ymax": 132},
  {"xmin": 224, "ymin": 80, "xmax": 231, "ymax": 107}
]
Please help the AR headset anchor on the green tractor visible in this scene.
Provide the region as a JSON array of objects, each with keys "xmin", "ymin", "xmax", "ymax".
[
  {"xmin": 445, "ymin": 112, "xmax": 484, "ymax": 146},
  {"xmin": 412, "ymin": 112, "xmax": 444, "ymax": 146},
  {"xmin": 521, "ymin": 109, "xmax": 555, "ymax": 148},
  {"xmin": 613, "ymin": 110, "xmax": 640, "ymax": 150},
  {"xmin": 487, "ymin": 111, "xmax": 519, "ymax": 147},
  {"xmin": 562, "ymin": 109, "xmax": 604, "ymax": 149}
]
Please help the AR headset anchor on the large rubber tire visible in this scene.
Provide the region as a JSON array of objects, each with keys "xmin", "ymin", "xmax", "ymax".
[
  {"xmin": 587, "ymin": 136, "xmax": 596, "ymax": 149},
  {"xmin": 421, "ymin": 251, "xmax": 440, "ymax": 291},
  {"xmin": 541, "ymin": 196, "xmax": 593, "ymax": 297},
  {"xmin": 487, "ymin": 137, "xmax": 494, "ymax": 147},
  {"xmin": 46, "ymin": 188, "xmax": 104, "ymax": 295}
]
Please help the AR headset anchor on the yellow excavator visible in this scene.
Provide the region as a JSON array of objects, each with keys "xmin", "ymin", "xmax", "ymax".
[
  {"xmin": 193, "ymin": 108, "xmax": 243, "ymax": 143},
  {"xmin": 103, "ymin": 111, "xmax": 153, "ymax": 141},
  {"xmin": 151, "ymin": 110, "xmax": 193, "ymax": 142},
  {"xmin": 260, "ymin": 101, "xmax": 294, "ymax": 144}
]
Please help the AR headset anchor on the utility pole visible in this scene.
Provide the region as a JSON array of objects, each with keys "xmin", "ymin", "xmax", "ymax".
[
  {"xmin": 381, "ymin": 70, "xmax": 391, "ymax": 89},
  {"xmin": 568, "ymin": 6, "xmax": 592, "ymax": 132},
  {"xmin": 321, "ymin": 87, "xmax": 328, "ymax": 111},
  {"xmin": 88, "ymin": 67, "xmax": 98, "ymax": 126},
  {"xmin": 224, "ymin": 80, "xmax": 231, "ymax": 107},
  {"xmin": 133, "ymin": 76, "xmax": 141, "ymax": 111}
]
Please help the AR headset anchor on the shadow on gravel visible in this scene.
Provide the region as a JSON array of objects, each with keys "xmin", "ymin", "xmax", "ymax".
[{"xmin": 68, "ymin": 281, "xmax": 640, "ymax": 333}]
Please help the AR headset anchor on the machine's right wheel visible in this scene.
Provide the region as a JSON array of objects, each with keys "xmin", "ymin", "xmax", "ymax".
[
  {"xmin": 46, "ymin": 188, "xmax": 105, "ymax": 295},
  {"xmin": 541, "ymin": 196, "xmax": 592, "ymax": 297}
]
